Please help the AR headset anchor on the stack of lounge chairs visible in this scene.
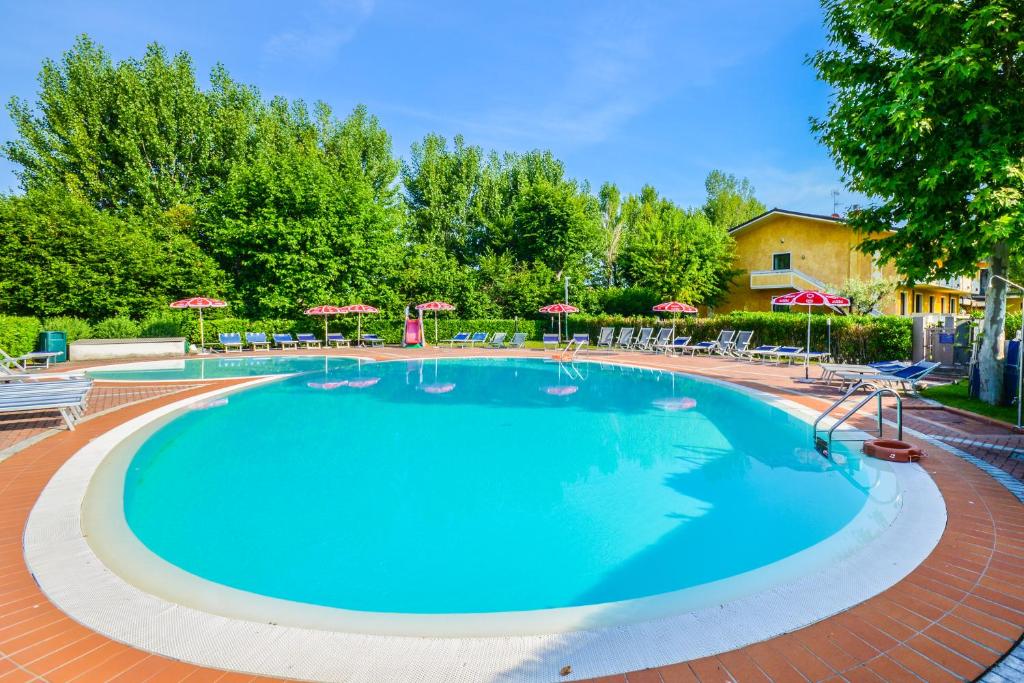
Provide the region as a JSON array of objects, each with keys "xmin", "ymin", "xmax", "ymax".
[{"xmin": 0, "ymin": 376, "xmax": 93, "ymax": 430}]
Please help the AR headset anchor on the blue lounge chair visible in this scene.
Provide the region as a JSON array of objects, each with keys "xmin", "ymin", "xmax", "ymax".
[
  {"xmin": 296, "ymin": 333, "xmax": 321, "ymax": 348},
  {"xmin": 326, "ymin": 333, "xmax": 350, "ymax": 347},
  {"xmin": 768, "ymin": 346, "xmax": 804, "ymax": 364},
  {"xmin": 445, "ymin": 332, "xmax": 471, "ymax": 347},
  {"xmin": 679, "ymin": 340, "xmax": 717, "ymax": 355},
  {"xmin": 742, "ymin": 345, "xmax": 780, "ymax": 362},
  {"xmin": 360, "ymin": 334, "xmax": 384, "ymax": 347},
  {"xmin": 273, "ymin": 333, "xmax": 298, "ymax": 350},
  {"xmin": 467, "ymin": 332, "xmax": 489, "ymax": 347},
  {"xmin": 246, "ymin": 332, "xmax": 270, "ymax": 351},
  {"xmin": 508, "ymin": 332, "xmax": 527, "ymax": 348},
  {"xmin": 572, "ymin": 333, "xmax": 590, "ymax": 345},
  {"xmin": 657, "ymin": 336, "xmax": 692, "ymax": 354},
  {"xmin": 542, "ymin": 333, "xmax": 560, "ymax": 350},
  {"xmin": 838, "ymin": 360, "xmax": 941, "ymax": 394},
  {"xmin": 218, "ymin": 333, "xmax": 243, "ymax": 353}
]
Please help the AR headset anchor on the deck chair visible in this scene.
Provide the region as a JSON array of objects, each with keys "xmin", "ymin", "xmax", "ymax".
[
  {"xmin": 326, "ymin": 333, "xmax": 350, "ymax": 347},
  {"xmin": 466, "ymin": 332, "xmax": 489, "ymax": 347},
  {"xmin": 650, "ymin": 328, "xmax": 672, "ymax": 351},
  {"xmin": 679, "ymin": 340, "xmax": 718, "ymax": 355},
  {"xmin": 296, "ymin": 333, "xmax": 321, "ymax": 349},
  {"xmin": 360, "ymin": 334, "xmax": 385, "ymax": 347},
  {"xmin": 715, "ymin": 330, "xmax": 736, "ymax": 353},
  {"xmin": 0, "ymin": 348, "xmax": 60, "ymax": 371},
  {"xmin": 273, "ymin": 333, "xmax": 298, "ymax": 350},
  {"xmin": 838, "ymin": 360, "xmax": 941, "ymax": 394},
  {"xmin": 218, "ymin": 333, "xmax": 243, "ymax": 353},
  {"xmin": 596, "ymin": 327, "xmax": 614, "ymax": 348},
  {"xmin": 0, "ymin": 377, "xmax": 93, "ymax": 430},
  {"xmin": 818, "ymin": 361, "xmax": 907, "ymax": 385},
  {"xmin": 445, "ymin": 332, "xmax": 471, "ymax": 347},
  {"xmin": 657, "ymin": 336, "xmax": 692, "ymax": 354},
  {"xmin": 542, "ymin": 333, "xmax": 560, "ymax": 350},
  {"xmin": 768, "ymin": 346, "xmax": 804, "ymax": 364},
  {"xmin": 488, "ymin": 332, "xmax": 507, "ymax": 348},
  {"xmin": 726, "ymin": 331, "xmax": 753, "ymax": 357},
  {"xmin": 246, "ymin": 332, "xmax": 270, "ymax": 351},
  {"xmin": 508, "ymin": 332, "xmax": 527, "ymax": 348},
  {"xmin": 634, "ymin": 327, "xmax": 655, "ymax": 350},
  {"xmin": 614, "ymin": 327, "xmax": 634, "ymax": 349},
  {"xmin": 572, "ymin": 333, "xmax": 590, "ymax": 345},
  {"xmin": 741, "ymin": 345, "xmax": 780, "ymax": 362}
]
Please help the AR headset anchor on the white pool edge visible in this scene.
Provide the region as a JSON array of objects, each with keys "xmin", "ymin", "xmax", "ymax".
[{"xmin": 24, "ymin": 362, "xmax": 947, "ymax": 683}]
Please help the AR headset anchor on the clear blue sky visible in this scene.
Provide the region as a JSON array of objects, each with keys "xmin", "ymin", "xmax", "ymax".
[{"xmin": 0, "ymin": 0, "xmax": 858, "ymax": 214}]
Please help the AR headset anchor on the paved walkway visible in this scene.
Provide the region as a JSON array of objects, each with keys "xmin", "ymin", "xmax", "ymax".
[{"xmin": 0, "ymin": 349, "xmax": 1022, "ymax": 682}]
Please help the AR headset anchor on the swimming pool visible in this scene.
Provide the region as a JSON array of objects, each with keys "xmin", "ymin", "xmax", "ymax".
[
  {"xmin": 101, "ymin": 357, "xmax": 901, "ymax": 623},
  {"xmin": 87, "ymin": 355, "xmax": 342, "ymax": 381}
]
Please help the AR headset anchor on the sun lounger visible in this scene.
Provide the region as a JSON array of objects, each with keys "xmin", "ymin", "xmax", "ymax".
[
  {"xmin": 596, "ymin": 327, "xmax": 614, "ymax": 348},
  {"xmin": 0, "ymin": 348, "xmax": 61, "ymax": 371},
  {"xmin": 768, "ymin": 346, "xmax": 805, "ymax": 364},
  {"xmin": 508, "ymin": 332, "xmax": 527, "ymax": 348},
  {"xmin": 542, "ymin": 334, "xmax": 560, "ymax": 350},
  {"xmin": 614, "ymin": 327, "xmax": 634, "ymax": 349},
  {"xmin": 296, "ymin": 333, "xmax": 321, "ymax": 349},
  {"xmin": 726, "ymin": 331, "xmax": 753, "ymax": 357},
  {"xmin": 572, "ymin": 333, "xmax": 590, "ymax": 345},
  {"xmin": 656, "ymin": 336, "xmax": 692, "ymax": 354},
  {"xmin": 360, "ymin": 334, "xmax": 384, "ymax": 347},
  {"xmin": 676, "ymin": 340, "xmax": 717, "ymax": 355},
  {"xmin": 326, "ymin": 333, "xmax": 350, "ymax": 347},
  {"xmin": 445, "ymin": 332, "xmax": 471, "ymax": 347},
  {"xmin": 0, "ymin": 377, "xmax": 92, "ymax": 430},
  {"xmin": 488, "ymin": 332, "xmax": 507, "ymax": 348},
  {"xmin": 246, "ymin": 332, "xmax": 270, "ymax": 351},
  {"xmin": 714, "ymin": 330, "xmax": 736, "ymax": 353},
  {"xmin": 466, "ymin": 332, "xmax": 489, "ymax": 347},
  {"xmin": 273, "ymin": 333, "xmax": 298, "ymax": 350},
  {"xmin": 741, "ymin": 345, "xmax": 780, "ymax": 362},
  {"xmin": 838, "ymin": 360, "xmax": 941, "ymax": 393},
  {"xmin": 650, "ymin": 328, "xmax": 672, "ymax": 351},
  {"xmin": 633, "ymin": 327, "xmax": 655, "ymax": 350},
  {"xmin": 218, "ymin": 333, "xmax": 243, "ymax": 353},
  {"xmin": 819, "ymin": 361, "xmax": 907, "ymax": 384}
]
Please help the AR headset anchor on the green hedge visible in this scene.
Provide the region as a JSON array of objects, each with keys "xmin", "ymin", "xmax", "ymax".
[{"xmin": 0, "ymin": 315, "xmax": 42, "ymax": 357}]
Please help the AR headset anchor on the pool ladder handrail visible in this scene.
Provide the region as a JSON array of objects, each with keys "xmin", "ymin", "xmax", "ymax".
[{"xmin": 812, "ymin": 381, "xmax": 902, "ymax": 457}]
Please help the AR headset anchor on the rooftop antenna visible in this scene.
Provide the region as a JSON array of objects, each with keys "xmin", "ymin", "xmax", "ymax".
[{"xmin": 831, "ymin": 189, "xmax": 841, "ymax": 217}]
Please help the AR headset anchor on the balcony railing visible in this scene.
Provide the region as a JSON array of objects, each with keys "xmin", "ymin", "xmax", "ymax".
[{"xmin": 750, "ymin": 269, "xmax": 826, "ymax": 291}]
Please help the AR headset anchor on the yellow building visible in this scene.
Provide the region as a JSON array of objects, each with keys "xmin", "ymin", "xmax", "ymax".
[{"xmin": 716, "ymin": 209, "xmax": 976, "ymax": 316}]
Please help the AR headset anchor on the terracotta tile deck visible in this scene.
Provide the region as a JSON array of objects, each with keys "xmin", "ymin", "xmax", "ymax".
[{"xmin": 0, "ymin": 348, "xmax": 1022, "ymax": 682}]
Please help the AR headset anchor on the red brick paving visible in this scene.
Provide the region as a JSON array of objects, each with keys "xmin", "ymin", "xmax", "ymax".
[{"xmin": 0, "ymin": 348, "xmax": 1021, "ymax": 682}]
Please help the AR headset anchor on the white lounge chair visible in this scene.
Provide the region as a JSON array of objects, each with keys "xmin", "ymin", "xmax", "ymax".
[
  {"xmin": 596, "ymin": 327, "xmax": 614, "ymax": 348},
  {"xmin": 508, "ymin": 332, "xmax": 528, "ymax": 348},
  {"xmin": 488, "ymin": 332, "xmax": 507, "ymax": 348},
  {"xmin": 634, "ymin": 327, "xmax": 655, "ymax": 350},
  {"xmin": 0, "ymin": 378, "xmax": 92, "ymax": 430},
  {"xmin": 838, "ymin": 361, "xmax": 941, "ymax": 394},
  {"xmin": 614, "ymin": 327, "xmax": 634, "ymax": 349}
]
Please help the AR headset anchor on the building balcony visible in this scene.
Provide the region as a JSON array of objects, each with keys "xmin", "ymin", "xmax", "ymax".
[{"xmin": 749, "ymin": 269, "xmax": 826, "ymax": 291}]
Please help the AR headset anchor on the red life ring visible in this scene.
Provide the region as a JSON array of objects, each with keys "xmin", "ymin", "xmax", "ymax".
[{"xmin": 863, "ymin": 439, "xmax": 926, "ymax": 463}]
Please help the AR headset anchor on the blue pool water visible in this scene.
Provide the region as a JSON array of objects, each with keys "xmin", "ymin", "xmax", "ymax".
[{"xmin": 122, "ymin": 357, "xmax": 896, "ymax": 614}]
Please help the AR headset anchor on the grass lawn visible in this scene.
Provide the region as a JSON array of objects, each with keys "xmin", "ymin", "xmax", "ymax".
[{"xmin": 921, "ymin": 381, "xmax": 1020, "ymax": 425}]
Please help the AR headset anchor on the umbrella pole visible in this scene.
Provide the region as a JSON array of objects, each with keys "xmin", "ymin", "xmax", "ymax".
[
  {"xmin": 199, "ymin": 307, "xmax": 205, "ymax": 354},
  {"xmin": 324, "ymin": 316, "xmax": 328, "ymax": 345},
  {"xmin": 358, "ymin": 313, "xmax": 362, "ymax": 346},
  {"xmin": 435, "ymin": 312, "xmax": 439, "ymax": 344},
  {"xmin": 806, "ymin": 305, "xmax": 811, "ymax": 380}
]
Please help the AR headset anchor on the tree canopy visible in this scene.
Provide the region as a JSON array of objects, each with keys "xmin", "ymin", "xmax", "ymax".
[
  {"xmin": 1, "ymin": 35, "xmax": 755, "ymax": 322},
  {"xmin": 810, "ymin": 0, "xmax": 1024, "ymax": 403}
]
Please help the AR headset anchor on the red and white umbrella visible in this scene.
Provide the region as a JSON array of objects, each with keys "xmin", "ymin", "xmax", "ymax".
[
  {"xmin": 539, "ymin": 303, "xmax": 579, "ymax": 342},
  {"xmin": 652, "ymin": 301, "xmax": 698, "ymax": 338},
  {"xmin": 339, "ymin": 304, "xmax": 380, "ymax": 345},
  {"xmin": 770, "ymin": 290, "xmax": 851, "ymax": 379},
  {"xmin": 169, "ymin": 297, "xmax": 227, "ymax": 352},
  {"xmin": 304, "ymin": 305, "xmax": 346, "ymax": 344},
  {"xmin": 416, "ymin": 301, "xmax": 456, "ymax": 343}
]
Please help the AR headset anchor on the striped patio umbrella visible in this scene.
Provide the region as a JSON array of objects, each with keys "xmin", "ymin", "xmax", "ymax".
[
  {"xmin": 169, "ymin": 297, "xmax": 227, "ymax": 353},
  {"xmin": 304, "ymin": 305, "xmax": 346, "ymax": 344},
  {"xmin": 415, "ymin": 301, "xmax": 456, "ymax": 343},
  {"xmin": 770, "ymin": 290, "xmax": 851, "ymax": 379},
  {"xmin": 339, "ymin": 304, "xmax": 380, "ymax": 345},
  {"xmin": 539, "ymin": 303, "xmax": 579, "ymax": 342}
]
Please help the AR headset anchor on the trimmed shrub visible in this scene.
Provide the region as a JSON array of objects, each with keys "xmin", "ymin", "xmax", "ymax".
[
  {"xmin": 91, "ymin": 317, "xmax": 141, "ymax": 339},
  {"xmin": 1007, "ymin": 312, "xmax": 1022, "ymax": 338},
  {"xmin": 0, "ymin": 315, "xmax": 42, "ymax": 356},
  {"xmin": 40, "ymin": 316, "xmax": 92, "ymax": 344}
]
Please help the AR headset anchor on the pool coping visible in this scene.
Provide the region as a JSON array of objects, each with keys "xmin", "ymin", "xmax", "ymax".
[{"xmin": 22, "ymin": 358, "xmax": 947, "ymax": 682}]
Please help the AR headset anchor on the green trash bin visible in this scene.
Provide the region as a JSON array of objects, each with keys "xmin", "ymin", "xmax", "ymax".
[{"xmin": 37, "ymin": 331, "xmax": 67, "ymax": 363}]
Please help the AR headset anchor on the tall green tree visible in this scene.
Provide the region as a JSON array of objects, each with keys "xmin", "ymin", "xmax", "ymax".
[
  {"xmin": 598, "ymin": 182, "xmax": 628, "ymax": 286},
  {"xmin": 810, "ymin": 0, "xmax": 1024, "ymax": 403},
  {"xmin": 619, "ymin": 186, "xmax": 737, "ymax": 303},
  {"xmin": 702, "ymin": 170, "xmax": 766, "ymax": 229}
]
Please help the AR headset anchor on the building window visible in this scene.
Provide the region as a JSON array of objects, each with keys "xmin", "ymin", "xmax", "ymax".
[
  {"xmin": 940, "ymin": 297, "xmax": 945, "ymax": 314},
  {"xmin": 915, "ymin": 294, "xmax": 923, "ymax": 313},
  {"xmin": 950, "ymin": 296, "xmax": 957, "ymax": 314},
  {"xmin": 771, "ymin": 304, "xmax": 788, "ymax": 313},
  {"xmin": 900, "ymin": 292, "xmax": 907, "ymax": 316},
  {"xmin": 772, "ymin": 253, "xmax": 791, "ymax": 271},
  {"xmin": 979, "ymin": 268, "xmax": 989, "ymax": 295},
  {"xmin": 929, "ymin": 296, "xmax": 935, "ymax": 313}
]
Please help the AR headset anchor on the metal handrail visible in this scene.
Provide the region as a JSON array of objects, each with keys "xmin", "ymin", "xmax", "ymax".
[{"xmin": 813, "ymin": 381, "xmax": 903, "ymax": 458}]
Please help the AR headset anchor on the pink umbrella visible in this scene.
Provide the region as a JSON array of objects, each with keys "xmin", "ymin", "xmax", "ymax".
[
  {"xmin": 169, "ymin": 297, "xmax": 227, "ymax": 352},
  {"xmin": 544, "ymin": 385, "xmax": 578, "ymax": 396},
  {"xmin": 421, "ymin": 382, "xmax": 456, "ymax": 394},
  {"xmin": 304, "ymin": 305, "xmax": 346, "ymax": 344},
  {"xmin": 652, "ymin": 397, "xmax": 697, "ymax": 411},
  {"xmin": 652, "ymin": 301, "xmax": 698, "ymax": 338},
  {"xmin": 416, "ymin": 301, "xmax": 456, "ymax": 343},
  {"xmin": 339, "ymin": 304, "xmax": 380, "ymax": 345},
  {"xmin": 539, "ymin": 303, "xmax": 579, "ymax": 342},
  {"xmin": 770, "ymin": 290, "xmax": 851, "ymax": 379}
]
